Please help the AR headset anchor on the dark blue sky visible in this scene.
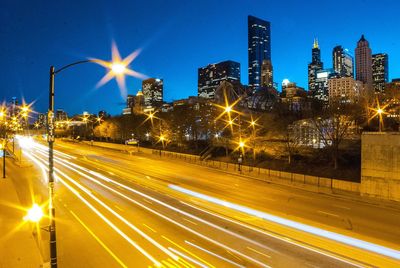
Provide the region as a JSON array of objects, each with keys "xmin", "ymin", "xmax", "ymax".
[{"xmin": 1, "ymin": 0, "xmax": 399, "ymax": 116}]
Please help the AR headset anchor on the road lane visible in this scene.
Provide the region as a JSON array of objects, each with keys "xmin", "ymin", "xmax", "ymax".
[
  {"xmin": 16, "ymin": 138, "xmax": 400, "ymax": 267},
  {"xmin": 54, "ymin": 140, "xmax": 400, "ymax": 250}
]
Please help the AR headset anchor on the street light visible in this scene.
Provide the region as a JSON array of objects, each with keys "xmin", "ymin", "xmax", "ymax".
[
  {"xmin": 46, "ymin": 43, "xmax": 140, "ymax": 268},
  {"xmin": 111, "ymin": 62, "xmax": 126, "ymax": 74},
  {"xmin": 24, "ymin": 204, "xmax": 44, "ymax": 223},
  {"xmin": 369, "ymin": 99, "xmax": 389, "ymax": 133}
]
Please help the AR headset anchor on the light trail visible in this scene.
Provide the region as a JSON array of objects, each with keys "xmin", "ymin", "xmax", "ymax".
[
  {"xmin": 26, "ymin": 140, "xmax": 367, "ymax": 267},
  {"xmin": 168, "ymin": 247, "xmax": 208, "ymax": 268},
  {"xmin": 31, "ymin": 149, "xmax": 180, "ymax": 263},
  {"xmin": 30, "ymin": 144, "xmax": 270, "ymax": 267},
  {"xmin": 169, "ymin": 184, "xmax": 400, "ymax": 261},
  {"xmin": 41, "ymin": 151, "xmax": 271, "ymax": 267},
  {"xmin": 185, "ymin": 240, "xmax": 245, "ymax": 268},
  {"xmin": 180, "ymin": 201, "xmax": 366, "ymax": 267},
  {"xmin": 24, "ymin": 151, "xmax": 162, "ymax": 267}
]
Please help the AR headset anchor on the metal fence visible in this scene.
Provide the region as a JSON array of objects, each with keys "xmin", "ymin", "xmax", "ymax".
[{"xmin": 152, "ymin": 149, "xmax": 360, "ymax": 194}]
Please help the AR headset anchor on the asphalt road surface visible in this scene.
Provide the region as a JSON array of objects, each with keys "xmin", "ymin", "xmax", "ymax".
[{"xmin": 12, "ymin": 138, "xmax": 400, "ymax": 267}]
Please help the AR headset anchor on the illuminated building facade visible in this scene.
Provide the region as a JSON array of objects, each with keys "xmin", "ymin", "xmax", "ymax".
[
  {"xmin": 372, "ymin": 53, "xmax": 389, "ymax": 93},
  {"xmin": 355, "ymin": 34, "xmax": 373, "ymax": 91},
  {"xmin": 333, "ymin": 45, "xmax": 354, "ymax": 77},
  {"xmin": 248, "ymin": 15, "xmax": 271, "ymax": 89},
  {"xmin": 308, "ymin": 39, "xmax": 324, "ymax": 95},
  {"xmin": 198, "ymin": 60, "xmax": 240, "ymax": 99},
  {"xmin": 142, "ymin": 78, "xmax": 163, "ymax": 108},
  {"xmin": 261, "ymin": 59, "xmax": 273, "ymax": 89}
]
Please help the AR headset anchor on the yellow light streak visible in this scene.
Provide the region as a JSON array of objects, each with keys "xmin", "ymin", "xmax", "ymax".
[{"xmin": 162, "ymin": 236, "xmax": 214, "ymax": 268}]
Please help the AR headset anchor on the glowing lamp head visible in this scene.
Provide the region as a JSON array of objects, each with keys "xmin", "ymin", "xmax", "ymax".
[
  {"xmin": 228, "ymin": 120, "xmax": 233, "ymax": 125},
  {"xmin": 250, "ymin": 121, "xmax": 256, "ymax": 126},
  {"xmin": 111, "ymin": 62, "xmax": 126, "ymax": 75},
  {"xmin": 239, "ymin": 141, "xmax": 245, "ymax": 148},
  {"xmin": 160, "ymin": 135, "xmax": 165, "ymax": 141},
  {"xmin": 24, "ymin": 204, "xmax": 43, "ymax": 222},
  {"xmin": 225, "ymin": 106, "xmax": 232, "ymax": 113},
  {"xmin": 0, "ymin": 111, "xmax": 4, "ymax": 118},
  {"xmin": 377, "ymin": 108, "xmax": 383, "ymax": 114},
  {"xmin": 21, "ymin": 106, "xmax": 29, "ymax": 113}
]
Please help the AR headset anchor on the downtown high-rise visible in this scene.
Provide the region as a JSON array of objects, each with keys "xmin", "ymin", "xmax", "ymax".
[
  {"xmin": 308, "ymin": 39, "xmax": 324, "ymax": 98},
  {"xmin": 332, "ymin": 45, "xmax": 354, "ymax": 77},
  {"xmin": 248, "ymin": 15, "xmax": 271, "ymax": 89},
  {"xmin": 198, "ymin": 60, "xmax": 241, "ymax": 100},
  {"xmin": 142, "ymin": 78, "xmax": 163, "ymax": 108},
  {"xmin": 372, "ymin": 53, "xmax": 389, "ymax": 93},
  {"xmin": 355, "ymin": 34, "xmax": 373, "ymax": 91}
]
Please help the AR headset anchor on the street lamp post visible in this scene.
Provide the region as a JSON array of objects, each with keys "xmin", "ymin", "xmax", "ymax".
[
  {"xmin": 48, "ymin": 66, "xmax": 57, "ymax": 268},
  {"xmin": 46, "ymin": 47, "xmax": 139, "ymax": 267},
  {"xmin": 48, "ymin": 61, "xmax": 97, "ymax": 267}
]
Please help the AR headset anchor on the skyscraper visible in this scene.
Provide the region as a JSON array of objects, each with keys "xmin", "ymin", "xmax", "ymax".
[
  {"xmin": 248, "ymin": 15, "xmax": 271, "ymax": 89},
  {"xmin": 333, "ymin": 45, "xmax": 354, "ymax": 77},
  {"xmin": 355, "ymin": 34, "xmax": 373, "ymax": 91},
  {"xmin": 308, "ymin": 39, "xmax": 324, "ymax": 96},
  {"xmin": 198, "ymin": 60, "xmax": 240, "ymax": 99},
  {"xmin": 372, "ymin": 53, "xmax": 389, "ymax": 93},
  {"xmin": 314, "ymin": 68, "xmax": 336, "ymax": 102},
  {"xmin": 261, "ymin": 59, "xmax": 273, "ymax": 89},
  {"xmin": 142, "ymin": 78, "xmax": 163, "ymax": 107}
]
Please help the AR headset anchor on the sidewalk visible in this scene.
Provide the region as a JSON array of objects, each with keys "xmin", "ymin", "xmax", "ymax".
[{"xmin": 0, "ymin": 165, "xmax": 43, "ymax": 268}]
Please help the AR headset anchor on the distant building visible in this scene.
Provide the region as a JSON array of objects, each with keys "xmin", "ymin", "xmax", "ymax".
[
  {"xmin": 142, "ymin": 78, "xmax": 163, "ymax": 108},
  {"xmin": 328, "ymin": 76, "xmax": 364, "ymax": 103},
  {"xmin": 372, "ymin": 53, "xmax": 389, "ymax": 93},
  {"xmin": 314, "ymin": 69, "xmax": 336, "ymax": 102},
  {"xmin": 355, "ymin": 35, "xmax": 373, "ymax": 91},
  {"xmin": 55, "ymin": 109, "xmax": 68, "ymax": 121},
  {"xmin": 281, "ymin": 82, "xmax": 309, "ymax": 112},
  {"xmin": 248, "ymin": 15, "xmax": 271, "ymax": 89},
  {"xmin": 384, "ymin": 79, "xmax": 400, "ymax": 122},
  {"xmin": 289, "ymin": 119, "xmax": 325, "ymax": 148},
  {"xmin": 245, "ymin": 87, "xmax": 278, "ymax": 111},
  {"xmin": 134, "ymin": 90, "xmax": 145, "ymax": 114},
  {"xmin": 261, "ymin": 59, "xmax": 273, "ymax": 89},
  {"xmin": 308, "ymin": 39, "xmax": 324, "ymax": 96},
  {"xmin": 98, "ymin": 110, "xmax": 107, "ymax": 118},
  {"xmin": 332, "ymin": 45, "xmax": 354, "ymax": 77},
  {"xmin": 198, "ymin": 60, "xmax": 240, "ymax": 100},
  {"xmin": 38, "ymin": 113, "xmax": 47, "ymax": 127}
]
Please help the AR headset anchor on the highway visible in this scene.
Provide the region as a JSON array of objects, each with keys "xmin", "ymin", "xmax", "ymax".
[{"xmin": 13, "ymin": 137, "xmax": 400, "ymax": 267}]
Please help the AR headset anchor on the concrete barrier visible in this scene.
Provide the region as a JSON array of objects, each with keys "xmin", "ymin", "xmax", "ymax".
[{"xmin": 305, "ymin": 175, "xmax": 319, "ymax": 185}]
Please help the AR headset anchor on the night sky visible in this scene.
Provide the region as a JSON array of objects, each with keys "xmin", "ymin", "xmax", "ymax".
[{"xmin": 1, "ymin": 0, "xmax": 399, "ymax": 116}]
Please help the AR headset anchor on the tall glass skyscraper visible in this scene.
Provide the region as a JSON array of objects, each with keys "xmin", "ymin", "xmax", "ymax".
[
  {"xmin": 248, "ymin": 15, "xmax": 271, "ymax": 89},
  {"xmin": 333, "ymin": 45, "xmax": 354, "ymax": 78}
]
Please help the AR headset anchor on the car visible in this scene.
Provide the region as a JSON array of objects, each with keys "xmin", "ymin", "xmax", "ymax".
[{"xmin": 125, "ymin": 138, "xmax": 139, "ymax": 145}]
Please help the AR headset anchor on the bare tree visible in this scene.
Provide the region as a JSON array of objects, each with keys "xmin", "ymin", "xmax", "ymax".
[{"xmin": 312, "ymin": 101, "xmax": 360, "ymax": 169}]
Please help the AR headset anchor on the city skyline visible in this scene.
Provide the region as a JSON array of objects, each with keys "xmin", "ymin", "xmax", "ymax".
[{"xmin": 1, "ymin": 0, "xmax": 400, "ymax": 115}]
